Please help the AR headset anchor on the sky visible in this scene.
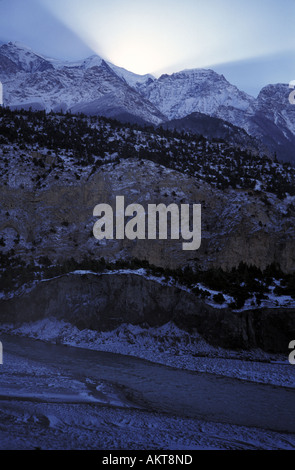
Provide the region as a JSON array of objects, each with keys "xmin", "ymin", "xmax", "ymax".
[{"xmin": 0, "ymin": 0, "xmax": 294, "ymax": 96}]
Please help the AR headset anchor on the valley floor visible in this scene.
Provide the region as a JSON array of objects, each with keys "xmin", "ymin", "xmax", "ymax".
[
  {"xmin": 0, "ymin": 320, "xmax": 295, "ymax": 450},
  {"xmin": 1, "ymin": 319, "xmax": 294, "ymax": 388}
]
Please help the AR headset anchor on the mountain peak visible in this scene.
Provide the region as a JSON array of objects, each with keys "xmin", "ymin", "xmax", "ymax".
[
  {"xmin": 7, "ymin": 41, "xmax": 34, "ymax": 51},
  {"xmin": 79, "ymin": 54, "xmax": 104, "ymax": 70},
  {"xmin": 159, "ymin": 68, "xmax": 222, "ymax": 80},
  {"xmin": 142, "ymin": 66, "xmax": 253, "ymax": 121},
  {"xmin": 0, "ymin": 41, "xmax": 53, "ymax": 73},
  {"xmin": 1, "ymin": 41, "xmax": 43, "ymax": 58}
]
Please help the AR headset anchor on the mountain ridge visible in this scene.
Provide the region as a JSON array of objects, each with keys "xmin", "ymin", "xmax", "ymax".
[{"xmin": 0, "ymin": 41, "xmax": 294, "ymax": 163}]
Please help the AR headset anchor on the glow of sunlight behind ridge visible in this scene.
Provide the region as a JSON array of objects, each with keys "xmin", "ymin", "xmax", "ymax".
[{"xmin": 40, "ymin": 0, "xmax": 295, "ymax": 76}]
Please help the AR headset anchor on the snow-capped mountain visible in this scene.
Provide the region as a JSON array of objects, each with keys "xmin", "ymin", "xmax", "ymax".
[
  {"xmin": 141, "ymin": 68, "xmax": 254, "ymax": 120},
  {"xmin": 139, "ymin": 69, "xmax": 295, "ymax": 163},
  {"xmin": 0, "ymin": 42, "xmax": 295, "ymax": 163},
  {"xmin": 211, "ymin": 83, "xmax": 295, "ymax": 163},
  {"xmin": 106, "ymin": 62, "xmax": 155, "ymax": 91},
  {"xmin": 0, "ymin": 42, "xmax": 164, "ymax": 125},
  {"xmin": 0, "ymin": 42, "xmax": 54, "ymax": 74}
]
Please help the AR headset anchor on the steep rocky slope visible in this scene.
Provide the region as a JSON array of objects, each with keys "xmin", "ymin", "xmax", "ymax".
[
  {"xmin": 1, "ymin": 272, "xmax": 294, "ymax": 353},
  {"xmin": 1, "ymin": 154, "xmax": 294, "ymax": 273}
]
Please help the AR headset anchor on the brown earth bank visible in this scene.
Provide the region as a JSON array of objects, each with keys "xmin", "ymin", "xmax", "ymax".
[{"xmin": 0, "ymin": 272, "xmax": 294, "ymax": 354}]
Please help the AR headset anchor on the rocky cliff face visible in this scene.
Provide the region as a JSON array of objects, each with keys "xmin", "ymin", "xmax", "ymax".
[
  {"xmin": 1, "ymin": 157, "xmax": 294, "ymax": 273},
  {"xmin": 1, "ymin": 272, "xmax": 294, "ymax": 353}
]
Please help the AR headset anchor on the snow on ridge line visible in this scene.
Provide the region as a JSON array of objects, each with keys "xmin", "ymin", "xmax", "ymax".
[
  {"xmin": 1, "ymin": 268, "xmax": 295, "ymax": 311},
  {"xmin": 0, "ymin": 268, "xmax": 233, "ymax": 308},
  {"xmin": 40, "ymin": 269, "xmax": 295, "ymax": 311},
  {"xmin": 0, "ymin": 269, "xmax": 167, "ymax": 300}
]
